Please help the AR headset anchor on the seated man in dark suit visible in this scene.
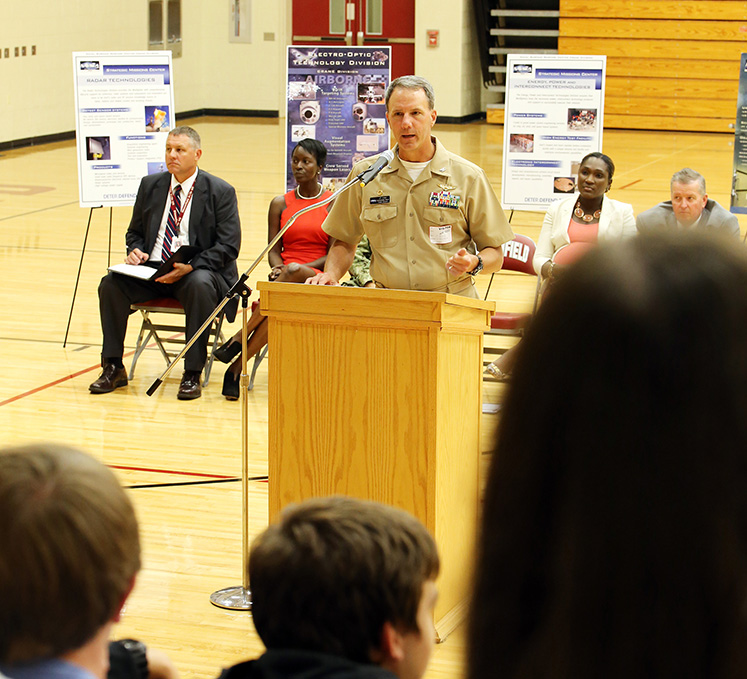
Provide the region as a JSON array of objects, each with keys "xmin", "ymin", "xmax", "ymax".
[
  {"xmin": 217, "ymin": 496, "xmax": 440, "ymax": 679},
  {"xmin": 90, "ymin": 125, "xmax": 241, "ymax": 400},
  {"xmin": 636, "ymin": 167, "xmax": 740, "ymax": 238}
]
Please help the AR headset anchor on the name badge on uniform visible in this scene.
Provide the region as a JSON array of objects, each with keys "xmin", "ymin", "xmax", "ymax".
[
  {"xmin": 430, "ymin": 225, "xmax": 452, "ymax": 244},
  {"xmin": 370, "ymin": 196, "xmax": 391, "ymax": 204},
  {"xmin": 429, "ymin": 191, "xmax": 461, "ymax": 209}
]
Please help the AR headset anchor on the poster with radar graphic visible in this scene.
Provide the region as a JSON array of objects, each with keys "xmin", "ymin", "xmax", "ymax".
[{"xmin": 73, "ymin": 51, "xmax": 175, "ymax": 208}]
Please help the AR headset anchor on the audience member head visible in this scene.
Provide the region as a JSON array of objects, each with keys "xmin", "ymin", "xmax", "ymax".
[
  {"xmin": 0, "ymin": 444, "xmax": 140, "ymax": 665},
  {"xmin": 580, "ymin": 151, "xmax": 615, "ymax": 181},
  {"xmin": 670, "ymin": 168, "xmax": 708, "ymax": 226},
  {"xmin": 576, "ymin": 151, "xmax": 615, "ymax": 200},
  {"xmin": 165, "ymin": 126, "xmax": 202, "ymax": 182},
  {"xmin": 250, "ymin": 496, "xmax": 439, "ymax": 676},
  {"xmin": 167, "ymin": 125, "xmax": 201, "ymax": 150},
  {"xmin": 385, "ymin": 76, "xmax": 436, "ymax": 111},
  {"xmin": 468, "ymin": 232, "xmax": 747, "ymax": 679},
  {"xmin": 294, "ymin": 138, "xmax": 327, "ymax": 169}
]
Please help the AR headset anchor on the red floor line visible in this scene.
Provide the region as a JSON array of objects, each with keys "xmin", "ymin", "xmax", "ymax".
[
  {"xmin": 617, "ymin": 179, "xmax": 642, "ymax": 190},
  {"xmin": 109, "ymin": 463, "xmax": 235, "ymax": 480},
  {"xmin": 1, "ymin": 337, "xmax": 232, "ymax": 482},
  {"xmin": 0, "ymin": 363, "xmax": 102, "ymax": 406},
  {"xmin": 0, "ymin": 335, "xmax": 184, "ymax": 407}
]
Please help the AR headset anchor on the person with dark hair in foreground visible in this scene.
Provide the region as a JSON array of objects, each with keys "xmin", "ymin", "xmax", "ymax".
[
  {"xmin": 469, "ymin": 231, "xmax": 747, "ymax": 679},
  {"xmin": 217, "ymin": 496, "xmax": 440, "ymax": 679},
  {"xmin": 0, "ymin": 443, "xmax": 178, "ymax": 679}
]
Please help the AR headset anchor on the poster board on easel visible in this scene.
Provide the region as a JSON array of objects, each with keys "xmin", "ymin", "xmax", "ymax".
[
  {"xmin": 501, "ymin": 54, "xmax": 606, "ymax": 212},
  {"xmin": 72, "ymin": 51, "xmax": 175, "ymax": 208}
]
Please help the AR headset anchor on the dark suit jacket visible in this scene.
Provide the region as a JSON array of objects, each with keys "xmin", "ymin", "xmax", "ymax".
[
  {"xmin": 125, "ymin": 169, "xmax": 241, "ymax": 287},
  {"xmin": 636, "ymin": 199, "xmax": 740, "ymax": 238}
]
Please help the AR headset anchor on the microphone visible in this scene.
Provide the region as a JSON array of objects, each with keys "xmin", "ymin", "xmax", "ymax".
[{"xmin": 357, "ymin": 149, "xmax": 395, "ymax": 186}]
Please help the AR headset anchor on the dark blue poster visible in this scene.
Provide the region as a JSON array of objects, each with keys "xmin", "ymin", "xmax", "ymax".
[
  {"xmin": 286, "ymin": 46, "xmax": 392, "ymax": 192},
  {"xmin": 731, "ymin": 53, "xmax": 747, "ymax": 213}
]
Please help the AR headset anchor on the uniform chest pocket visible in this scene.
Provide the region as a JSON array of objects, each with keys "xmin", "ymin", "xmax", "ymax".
[
  {"xmin": 422, "ymin": 206, "xmax": 466, "ymax": 225},
  {"xmin": 362, "ymin": 205, "xmax": 399, "ymax": 249},
  {"xmin": 422, "ymin": 207, "xmax": 466, "ymax": 248}
]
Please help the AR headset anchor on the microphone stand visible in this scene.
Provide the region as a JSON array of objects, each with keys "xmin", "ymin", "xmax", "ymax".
[{"xmin": 144, "ymin": 164, "xmax": 380, "ymax": 611}]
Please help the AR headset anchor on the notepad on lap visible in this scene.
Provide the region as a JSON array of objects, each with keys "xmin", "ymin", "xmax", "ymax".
[{"xmin": 108, "ymin": 246, "xmax": 200, "ymax": 281}]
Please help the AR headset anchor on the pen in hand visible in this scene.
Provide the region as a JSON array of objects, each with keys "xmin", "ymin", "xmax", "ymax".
[{"xmin": 125, "ymin": 248, "xmax": 149, "ymax": 265}]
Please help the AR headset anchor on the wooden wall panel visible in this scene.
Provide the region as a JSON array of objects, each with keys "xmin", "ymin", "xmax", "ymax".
[
  {"xmin": 603, "ymin": 113, "xmax": 733, "ymax": 132},
  {"xmin": 604, "ymin": 56, "xmax": 738, "ymax": 81},
  {"xmin": 561, "ymin": 0, "xmax": 747, "ymax": 20},
  {"xmin": 561, "ymin": 18, "xmax": 747, "ymax": 41},
  {"xmin": 605, "ymin": 96, "xmax": 731, "ymax": 118},
  {"xmin": 559, "ymin": 37, "xmax": 746, "ymax": 60},
  {"xmin": 606, "ymin": 76, "xmax": 736, "ymax": 101},
  {"xmin": 558, "ymin": 0, "xmax": 747, "ymax": 132}
]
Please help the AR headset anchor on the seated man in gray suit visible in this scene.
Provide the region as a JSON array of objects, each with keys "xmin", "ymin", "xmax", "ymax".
[{"xmin": 636, "ymin": 168, "xmax": 740, "ymax": 238}]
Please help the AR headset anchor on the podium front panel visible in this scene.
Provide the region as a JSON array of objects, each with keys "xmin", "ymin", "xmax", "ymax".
[{"xmin": 260, "ymin": 283, "xmax": 491, "ymax": 638}]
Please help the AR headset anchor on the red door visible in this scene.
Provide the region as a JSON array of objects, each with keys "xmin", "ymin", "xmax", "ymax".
[{"xmin": 292, "ymin": 0, "xmax": 415, "ymax": 79}]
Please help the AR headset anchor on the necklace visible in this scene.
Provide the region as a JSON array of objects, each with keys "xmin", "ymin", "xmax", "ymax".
[
  {"xmin": 574, "ymin": 199, "xmax": 602, "ymax": 223},
  {"xmin": 296, "ymin": 183, "xmax": 324, "ymax": 200}
]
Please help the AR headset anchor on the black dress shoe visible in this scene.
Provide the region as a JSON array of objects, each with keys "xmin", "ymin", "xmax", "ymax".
[
  {"xmin": 213, "ymin": 339, "xmax": 242, "ymax": 364},
  {"xmin": 222, "ymin": 369, "xmax": 240, "ymax": 401},
  {"xmin": 89, "ymin": 364, "xmax": 128, "ymax": 394},
  {"xmin": 177, "ymin": 370, "xmax": 202, "ymax": 400}
]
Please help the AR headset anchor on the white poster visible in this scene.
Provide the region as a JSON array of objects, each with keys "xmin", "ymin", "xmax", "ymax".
[
  {"xmin": 501, "ymin": 54, "xmax": 606, "ymax": 212},
  {"xmin": 73, "ymin": 51, "xmax": 175, "ymax": 208}
]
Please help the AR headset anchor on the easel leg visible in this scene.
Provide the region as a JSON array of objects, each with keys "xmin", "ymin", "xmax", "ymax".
[
  {"xmin": 107, "ymin": 206, "xmax": 113, "ymax": 269},
  {"xmin": 64, "ymin": 206, "xmax": 98, "ymax": 347}
]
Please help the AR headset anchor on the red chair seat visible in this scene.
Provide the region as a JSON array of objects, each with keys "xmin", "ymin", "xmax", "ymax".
[{"xmin": 490, "ymin": 311, "xmax": 531, "ymax": 331}]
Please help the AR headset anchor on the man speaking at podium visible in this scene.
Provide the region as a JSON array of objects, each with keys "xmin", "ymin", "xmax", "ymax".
[
  {"xmin": 89, "ymin": 126, "xmax": 241, "ymax": 400},
  {"xmin": 306, "ymin": 76, "xmax": 513, "ymax": 297}
]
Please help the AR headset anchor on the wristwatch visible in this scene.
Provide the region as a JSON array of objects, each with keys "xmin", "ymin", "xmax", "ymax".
[{"xmin": 467, "ymin": 253, "xmax": 484, "ymax": 276}]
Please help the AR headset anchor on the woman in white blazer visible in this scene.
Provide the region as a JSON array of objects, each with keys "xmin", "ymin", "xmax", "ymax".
[
  {"xmin": 534, "ymin": 153, "xmax": 636, "ymax": 278},
  {"xmin": 486, "ymin": 152, "xmax": 636, "ymax": 380}
]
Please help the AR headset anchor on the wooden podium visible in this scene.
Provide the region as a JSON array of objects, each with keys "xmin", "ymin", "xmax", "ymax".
[{"xmin": 258, "ymin": 282, "xmax": 494, "ymax": 639}]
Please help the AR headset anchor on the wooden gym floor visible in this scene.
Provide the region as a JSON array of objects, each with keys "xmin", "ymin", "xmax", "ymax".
[{"xmin": 0, "ymin": 118, "xmax": 742, "ymax": 678}]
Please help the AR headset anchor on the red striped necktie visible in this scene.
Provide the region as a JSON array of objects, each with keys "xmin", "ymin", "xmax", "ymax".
[{"xmin": 162, "ymin": 184, "xmax": 182, "ymax": 260}]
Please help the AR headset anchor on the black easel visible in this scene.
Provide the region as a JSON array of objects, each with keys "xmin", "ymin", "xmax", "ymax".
[{"xmin": 63, "ymin": 206, "xmax": 113, "ymax": 346}]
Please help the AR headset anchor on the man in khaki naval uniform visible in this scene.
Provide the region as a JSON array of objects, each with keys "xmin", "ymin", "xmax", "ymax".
[{"xmin": 306, "ymin": 76, "xmax": 513, "ymax": 297}]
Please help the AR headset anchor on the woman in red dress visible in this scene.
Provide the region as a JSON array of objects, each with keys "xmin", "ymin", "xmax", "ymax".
[{"xmin": 215, "ymin": 139, "xmax": 332, "ymax": 399}]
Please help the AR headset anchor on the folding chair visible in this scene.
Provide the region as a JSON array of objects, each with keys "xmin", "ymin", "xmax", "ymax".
[
  {"xmin": 247, "ymin": 300, "xmax": 267, "ymax": 391},
  {"xmin": 128, "ymin": 297, "xmax": 228, "ymax": 387}
]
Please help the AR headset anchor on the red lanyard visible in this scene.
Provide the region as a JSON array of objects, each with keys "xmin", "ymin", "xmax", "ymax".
[{"xmin": 169, "ymin": 181, "xmax": 195, "ymax": 234}]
